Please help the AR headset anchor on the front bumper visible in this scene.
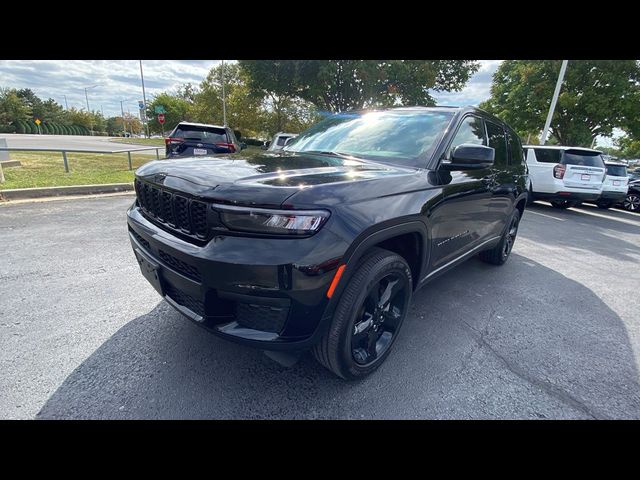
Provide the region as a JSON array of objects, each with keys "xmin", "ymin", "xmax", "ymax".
[{"xmin": 127, "ymin": 204, "xmax": 348, "ymax": 351}]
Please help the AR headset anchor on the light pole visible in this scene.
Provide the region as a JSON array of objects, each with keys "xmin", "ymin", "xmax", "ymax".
[
  {"xmin": 120, "ymin": 98, "xmax": 136, "ymax": 137},
  {"xmin": 221, "ymin": 59, "xmax": 227, "ymax": 126},
  {"xmin": 83, "ymin": 84, "xmax": 102, "ymax": 136},
  {"xmin": 63, "ymin": 95, "xmax": 69, "ymax": 110},
  {"xmin": 139, "ymin": 60, "xmax": 150, "ymax": 138},
  {"xmin": 540, "ymin": 60, "xmax": 569, "ymax": 145}
]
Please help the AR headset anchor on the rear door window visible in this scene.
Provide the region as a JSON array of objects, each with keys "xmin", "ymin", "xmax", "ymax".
[
  {"xmin": 531, "ymin": 148, "xmax": 561, "ymax": 163},
  {"xmin": 172, "ymin": 125, "xmax": 227, "ymax": 143},
  {"xmin": 562, "ymin": 150, "xmax": 605, "ymax": 168},
  {"xmin": 506, "ymin": 129, "xmax": 524, "ymax": 166},
  {"xmin": 485, "ymin": 121, "xmax": 508, "ymax": 167}
]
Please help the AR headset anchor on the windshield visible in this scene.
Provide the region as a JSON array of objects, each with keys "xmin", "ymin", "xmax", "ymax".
[{"xmin": 283, "ymin": 110, "xmax": 455, "ymax": 166}]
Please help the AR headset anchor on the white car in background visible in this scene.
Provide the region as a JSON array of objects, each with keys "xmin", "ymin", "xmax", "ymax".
[
  {"xmin": 523, "ymin": 145, "xmax": 606, "ymax": 209},
  {"xmin": 593, "ymin": 161, "xmax": 629, "ymax": 209},
  {"xmin": 267, "ymin": 132, "xmax": 298, "ymax": 151}
]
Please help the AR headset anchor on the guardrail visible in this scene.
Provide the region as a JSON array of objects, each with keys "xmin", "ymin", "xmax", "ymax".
[{"xmin": 0, "ymin": 146, "xmax": 164, "ymax": 173}]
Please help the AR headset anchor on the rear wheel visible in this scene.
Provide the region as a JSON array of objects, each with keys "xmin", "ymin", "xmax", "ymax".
[
  {"xmin": 312, "ymin": 248, "xmax": 412, "ymax": 380},
  {"xmin": 623, "ymin": 193, "xmax": 640, "ymax": 212},
  {"xmin": 550, "ymin": 200, "xmax": 576, "ymax": 209},
  {"xmin": 479, "ymin": 209, "xmax": 520, "ymax": 266}
]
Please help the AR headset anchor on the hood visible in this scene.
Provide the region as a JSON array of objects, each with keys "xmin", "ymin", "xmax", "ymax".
[{"xmin": 135, "ymin": 151, "xmax": 417, "ymax": 207}]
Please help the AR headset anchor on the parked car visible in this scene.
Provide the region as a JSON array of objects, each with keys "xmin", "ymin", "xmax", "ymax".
[
  {"xmin": 164, "ymin": 122, "xmax": 243, "ymax": 158},
  {"xmin": 621, "ymin": 180, "xmax": 640, "ymax": 212},
  {"xmin": 128, "ymin": 106, "xmax": 528, "ymax": 379},
  {"xmin": 628, "ymin": 169, "xmax": 640, "ymax": 182},
  {"xmin": 591, "ymin": 161, "xmax": 628, "ymax": 209},
  {"xmin": 266, "ymin": 132, "xmax": 298, "ymax": 151},
  {"xmin": 523, "ymin": 145, "xmax": 606, "ymax": 209}
]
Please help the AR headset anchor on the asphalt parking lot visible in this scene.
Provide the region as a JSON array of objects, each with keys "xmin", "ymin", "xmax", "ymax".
[{"xmin": 1, "ymin": 195, "xmax": 639, "ymax": 419}]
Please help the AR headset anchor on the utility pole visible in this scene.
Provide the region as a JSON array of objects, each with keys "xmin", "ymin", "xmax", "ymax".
[
  {"xmin": 139, "ymin": 60, "xmax": 150, "ymax": 138},
  {"xmin": 63, "ymin": 95, "xmax": 69, "ymax": 110},
  {"xmin": 83, "ymin": 84, "xmax": 101, "ymax": 136},
  {"xmin": 221, "ymin": 59, "xmax": 227, "ymax": 126},
  {"xmin": 120, "ymin": 100, "xmax": 127, "ymax": 137},
  {"xmin": 540, "ymin": 60, "xmax": 569, "ymax": 145}
]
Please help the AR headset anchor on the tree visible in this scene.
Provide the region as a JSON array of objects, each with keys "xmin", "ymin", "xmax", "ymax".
[
  {"xmin": 146, "ymin": 92, "xmax": 193, "ymax": 134},
  {"xmin": 240, "ymin": 60, "xmax": 480, "ymax": 113},
  {"xmin": 0, "ymin": 88, "xmax": 31, "ymax": 125},
  {"xmin": 481, "ymin": 60, "xmax": 640, "ymax": 147},
  {"xmin": 239, "ymin": 60, "xmax": 319, "ymax": 135},
  {"xmin": 616, "ymin": 135, "xmax": 640, "ymax": 159},
  {"xmin": 191, "ymin": 63, "xmax": 266, "ymax": 137}
]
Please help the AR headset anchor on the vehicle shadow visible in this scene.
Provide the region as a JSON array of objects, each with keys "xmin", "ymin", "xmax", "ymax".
[
  {"xmin": 37, "ymin": 251, "xmax": 640, "ymax": 419},
  {"xmin": 524, "ymin": 202, "xmax": 640, "ymax": 263}
]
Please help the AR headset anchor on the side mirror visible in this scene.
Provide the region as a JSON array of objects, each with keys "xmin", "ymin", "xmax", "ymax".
[{"xmin": 442, "ymin": 144, "xmax": 495, "ymax": 170}]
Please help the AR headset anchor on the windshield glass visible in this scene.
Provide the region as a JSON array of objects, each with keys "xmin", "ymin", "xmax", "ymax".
[{"xmin": 283, "ymin": 110, "xmax": 455, "ymax": 166}]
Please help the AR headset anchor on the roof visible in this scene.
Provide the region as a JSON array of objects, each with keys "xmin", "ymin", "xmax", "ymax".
[
  {"xmin": 604, "ymin": 160, "xmax": 628, "ymax": 166},
  {"xmin": 523, "ymin": 145, "xmax": 603, "ymax": 154}
]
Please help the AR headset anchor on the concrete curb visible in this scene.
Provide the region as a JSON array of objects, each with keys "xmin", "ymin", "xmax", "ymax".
[{"xmin": 0, "ymin": 183, "xmax": 134, "ymax": 201}]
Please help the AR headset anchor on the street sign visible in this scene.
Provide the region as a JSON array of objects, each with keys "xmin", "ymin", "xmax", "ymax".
[
  {"xmin": 35, "ymin": 118, "xmax": 41, "ymax": 125},
  {"xmin": 138, "ymin": 101, "xmax": 144, "ymax": 110},
  {"xmin": 158, "ymin": 114, "xmax": 165, "ymax": 124},
  {"xmin": 154, "ymin": 105, "xmax": 166, "ymax": 114}
]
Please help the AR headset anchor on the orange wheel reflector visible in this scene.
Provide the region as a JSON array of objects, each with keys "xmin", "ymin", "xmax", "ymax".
[{"xmin": 326, "ymin": 264, "xmax": 346, "ymax": 299}]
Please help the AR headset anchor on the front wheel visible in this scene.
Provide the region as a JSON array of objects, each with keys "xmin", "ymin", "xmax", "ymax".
[
  {"xmin": 479, "ymin": 209, "xmax": 520, "ymax": 266},
  {"xmin": 550, "ymin": 200, "xmax": 576, "ymax": 209},
  {"xmin": 312, "ymin": 248, "xmax": 412, "ymax": 380},
  {"xmin": 623, "ymin": 193, "xmax": 640, "ymax": 212}
]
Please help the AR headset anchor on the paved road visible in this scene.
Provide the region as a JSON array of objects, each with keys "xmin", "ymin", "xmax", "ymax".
[
  {"xmin": 0, "ymin": 134, "xmax": 159, "ymax": 154},
  {"xmin": 1, "ymin": 196, "xmax": 639, "ymax": 419}
]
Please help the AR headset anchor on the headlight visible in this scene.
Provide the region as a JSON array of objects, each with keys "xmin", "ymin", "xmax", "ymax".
[{"xmin": 215, "ymin": 204, "xmax": 330, "ymax": 236}]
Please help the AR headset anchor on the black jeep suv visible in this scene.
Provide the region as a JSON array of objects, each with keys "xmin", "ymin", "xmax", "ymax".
[{"xmin": 127, "ymin": 106, "xmax": 528, "ymax": 379}]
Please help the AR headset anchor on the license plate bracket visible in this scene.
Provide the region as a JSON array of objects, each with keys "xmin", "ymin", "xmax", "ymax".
[
  {"xmin": 613, "ymin": 180, "xmax": 621, "ymax": 186},
  {"xmin": 134, "ymin": 248, "xmax": 164, "ymax": 296},
  {"xmin": 581, "ymin": 174, "xmax": 591, "ymax": 181},
  {"xmin": 193, "ymin": 148, "xmax": 207, "ymax": 155}
]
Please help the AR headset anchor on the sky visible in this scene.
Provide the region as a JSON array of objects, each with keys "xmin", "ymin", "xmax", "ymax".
[
  {"xmin": 0, "ymin": 59, "xmax": 499, "ymax": 117},
  {"xmin": 0, "ymin": 59, "xmax": 617, "ymax": 145}
]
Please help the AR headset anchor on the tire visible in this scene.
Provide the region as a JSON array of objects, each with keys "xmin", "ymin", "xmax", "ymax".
[
  {"xmin": 623, "ymin": 193, "xmax": 640, "ymax": 212},
  {"xmin": 596, "ymin": 200, "xmax": 612, "ymax": 210},
  {"xmin": 550, "ymin": 200, "xmax": 576, "ymax": 209},
  {"xmin": 312, "ymin": 248, "xmax": 412, "ymax": 380},
  {"xmin": 479, "ymin": 209, "xmax": 521, "ymax": 266}
]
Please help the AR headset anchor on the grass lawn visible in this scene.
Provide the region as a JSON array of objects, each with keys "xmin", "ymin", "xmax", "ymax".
[
  {"xmin": 108, "ymin": 138, "xmax": 165, "ymax": 147},
  {"xmin": 0, "ymin": 151, "xmax": 155, "ymax": 190},
  {"xmin": 0, "ymin": 146, "xmax": 265, "ymax": 190}
]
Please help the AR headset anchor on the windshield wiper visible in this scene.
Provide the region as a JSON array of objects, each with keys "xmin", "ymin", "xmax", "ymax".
[{"xmin": 294, "ymin": 150, "xmax": 359, "ymax": 159}]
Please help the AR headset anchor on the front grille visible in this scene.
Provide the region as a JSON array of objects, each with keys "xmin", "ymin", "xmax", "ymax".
[
  {"xmin": 165, "ymin": 284, "xmax": 205, "ymax": 318},
  {"xmin": 236, "ymin": 303, "xmax": 289, "ymax": 334},
  {"xmin": 158, "ymin": 249, "xmax": 202, "ymax": 282},
  {"xmin": 134, "ymin": 179, "xmax": 210, "ymax": 240}
]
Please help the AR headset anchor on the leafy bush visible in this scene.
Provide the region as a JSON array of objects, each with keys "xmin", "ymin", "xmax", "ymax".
[
  {"xmin": 0, "ymin": 124, "xmax": 16, "ymax": 133},
  {"xmin": 15, "ymin": 121, "xmax": 27, "ymax": 134},
  {"xmin": 26, "ymin": 121, "xmax": 37, "ymax": 134},
  {"xmin": 41, "ymin": 123, "xmax": 50, "ymax": 134}
]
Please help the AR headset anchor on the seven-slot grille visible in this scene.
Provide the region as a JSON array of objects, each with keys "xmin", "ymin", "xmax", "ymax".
[{"xmin": 135, "ymin": 179, "xmax": 209, "ymax": 240}]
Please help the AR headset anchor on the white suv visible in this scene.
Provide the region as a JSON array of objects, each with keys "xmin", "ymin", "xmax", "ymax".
[
  {"xmin": 594, "ymin": 161, "xmax": 629, "ymax": 209},
  {"xmin": 523, "ymin": 145, "xmax": 606, "ymax": 209}
]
